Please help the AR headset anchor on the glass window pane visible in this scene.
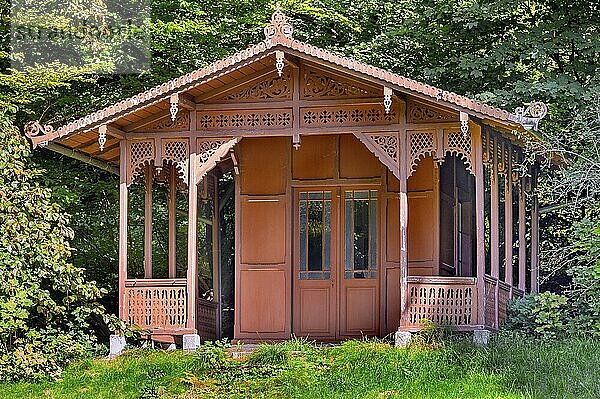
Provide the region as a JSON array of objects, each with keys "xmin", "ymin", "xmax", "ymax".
[
  {"xmin": 353, "ymin": 198, "xmax": 369, "ymax": 271},
  {"xmin": 345, "ymin": 198, "xmax": 353, "ymax": 271},
  {"xmin": 307, "ymin": 200, "xmax": 323, "ymax": 271},
  {"xmin": 323, "ymin": 198, "xmax": 331, "ymax": 271},
  {"xmin": 369, "ymin": 197, "xmax": 377, "ymax": 272},
  {"xmin": 299, "ymin": 199, "xmax": 307, "ymax": 271}
]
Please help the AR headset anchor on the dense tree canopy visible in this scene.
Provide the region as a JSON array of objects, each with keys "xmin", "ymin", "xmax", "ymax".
[{"xmin": 0, "ymin": 0, "xmax": 599, "ymax": 375}]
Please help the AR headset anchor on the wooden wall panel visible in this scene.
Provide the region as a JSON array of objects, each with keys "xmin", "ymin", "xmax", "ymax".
[
  {"xmin": 386, "ymin": 198, "xmax": 400, "ymax": 263},
  {"xmin": 408, "ymin": 157, "xmax": 434, "ymax": 191},
  {"xmin": 240, "ymin": 199, "xmax": 286, "ymax": 264},
  {"xmin": 239, "ymin": 269, "xmax": 287, "ymax": 333},
  {"xmin": 292, "ymin": 135, "xmax": 337, "ymax": 179},
  {"xmin": 339, "ymin": 134, "xmax": 381, "ymax": 178},
  {"xmin": 342, "ymin": 286, "xmax": 377, "ymax": 334},
  {"xmin": 239, "ymin": 137, "xmax": 288, "ymax": 195},
  {"xmin": 385, "ymin": 267, "xmax": 401, "ymax": 334},
  {"xmin": 408, "ymin": 192, "xmax": 435, "ymax": 267}
]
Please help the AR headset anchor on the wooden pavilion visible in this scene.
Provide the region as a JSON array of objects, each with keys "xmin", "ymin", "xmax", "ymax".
[{"xmin": 25, "ymin": 8, "xmax": 548, "ymax": 346}]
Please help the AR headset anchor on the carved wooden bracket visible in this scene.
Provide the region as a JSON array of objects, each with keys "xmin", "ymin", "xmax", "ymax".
[
  {"xmin": 196, "ymin": 137, "xmax": 241, "ymax": 182},
  {"xmin": 353, "ymin": 132, "xmax": 400, "ymax": 179}
]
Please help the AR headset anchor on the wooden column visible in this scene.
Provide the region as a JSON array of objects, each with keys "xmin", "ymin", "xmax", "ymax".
[
  {"xmin": 518, "ymin": 179, "xmax": 526, "ymax": 291},
  {"xmin": 212, "ymin": 174, "xmax": 221, "ymax": 339},
  {"xmin": 168, "ymin": 163, "xmax": 177, "ymax": 279},
  {"xmin": 144, "ymin": 164, "xmax": 153, "ymax": 279},
  {"xmin": 398, "ymin": 129, "xmax": 409, "ymax": 327},
  {"xmin": 531, "ymin": 168, "xmax": 539, "ymax": 293},
  {"xmin": 472, "ymin": 123, "xmax": 486, "ymax": 326},
  {"xmin": 118, "ymin": 140, "xmax": 128, "ymax": 320},
  {"xmin": 490, "ymin": 135, "xmax": 500, "ymax": 328},
  {"xmin": 186, "ymin": 148, "xmax": 198, "ymax": 331},
  {"xmin": 504, "ymin": 144, "xmax": 513, "ymax": 289}
]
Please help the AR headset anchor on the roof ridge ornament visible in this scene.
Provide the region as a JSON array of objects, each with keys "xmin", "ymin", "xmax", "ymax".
[
  {"xmin": 515, "ymin": 101, "xmax": 547, "ymax": 131},
  {"xmin": 264, "ymin": 4, "xmax": 293, "ymax": 40}
]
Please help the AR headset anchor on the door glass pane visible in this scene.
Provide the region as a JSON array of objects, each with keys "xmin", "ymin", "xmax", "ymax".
[
  {"xmin": 307, "ymin": 200, "xmax": 323, "ymax": 270},
  {"xmin": 345, "ymin": 190, "xmax": 378, "ymax": 279},
  {"xmin": 299, "ymin": 191, "xmax": 332, "ymax": 280}
]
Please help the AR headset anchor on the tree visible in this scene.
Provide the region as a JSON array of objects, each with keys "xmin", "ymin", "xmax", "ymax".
[{"xmin": 0, "ymin": 116, "xmax": 109, "ymax": 381}]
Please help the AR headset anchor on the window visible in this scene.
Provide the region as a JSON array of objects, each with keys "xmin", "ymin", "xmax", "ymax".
[
  {"xmin": 344, "ymin": 190, "xmax": 377, "ymax": 279},
  {"xmin": 299, "ymin": 191, "xmax": 332, "ymax": 280}
]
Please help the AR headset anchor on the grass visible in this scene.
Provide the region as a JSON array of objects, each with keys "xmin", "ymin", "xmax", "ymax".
[{"xmin": 1, "ymin": 334, "xmax": 599, "ymax": 399}]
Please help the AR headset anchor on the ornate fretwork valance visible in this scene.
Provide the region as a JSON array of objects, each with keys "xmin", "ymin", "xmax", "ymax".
[
  {"xmin": 197, "ymin": 109, "xmax": 292, "ymax": 130},
  {"xmin": 127, "ymin": 140, "xmax": 155, "ymax": 185},
  {"xmin": 127, "ymin": 138, "xmax": 190, "ymax": 186},
  {"xmin": 407, "ymin": 129, "xmax": 474, "ymax": 177}
]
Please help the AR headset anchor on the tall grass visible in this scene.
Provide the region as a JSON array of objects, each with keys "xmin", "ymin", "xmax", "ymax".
[{"xmin": 0, "ymin": 335, "xmax": 598, "ymax": 399}]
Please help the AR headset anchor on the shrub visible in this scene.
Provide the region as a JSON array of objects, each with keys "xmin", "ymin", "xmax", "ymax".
[
  {"xmin": 505, "ymin": 292, "xmax": 570, "ymax": 338},
  {"xmin": 0, "ymin": 117, "xmax": 110, "ymax": 381}
]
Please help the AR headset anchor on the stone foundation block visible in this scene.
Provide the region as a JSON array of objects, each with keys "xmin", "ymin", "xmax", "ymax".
[
  {"xmin": 395, "ymin": 331, "xmax": 412, "ymax": 348},
  {"xmin": 183, "ymin": 334, "xmax": 201, "ymax": 352},
  {"xmin": 109, "ymin": 334, "xmax": 126, "ymax": 357},
  {"xmin": 473, "ymin": 329, "xmax": 491, "ymax": 346}
]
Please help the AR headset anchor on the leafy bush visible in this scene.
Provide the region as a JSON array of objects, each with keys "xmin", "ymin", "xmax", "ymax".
[
  {"xmin": 505, "ymin": 292, "xmax": 570, "ymax": 338},
  {"xmin": 192, "ymin": 339, "xmax": 230, "ymax": 370},
  {"xmin": 0, "ymin": 117, "xmax": 111, "ymax": 381}
]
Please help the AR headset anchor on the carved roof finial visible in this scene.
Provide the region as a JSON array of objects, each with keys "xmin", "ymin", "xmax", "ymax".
[{"xmin": 264, "ymin": 4, "xmax": 293, "ymax": 40}]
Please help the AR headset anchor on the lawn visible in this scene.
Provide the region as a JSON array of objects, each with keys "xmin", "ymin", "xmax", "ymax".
[{"xmin": 1, "ymin": 334, "xmax": 599, "ymax": 399}]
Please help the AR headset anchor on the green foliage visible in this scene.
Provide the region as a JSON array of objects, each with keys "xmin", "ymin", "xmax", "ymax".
[
  {"xmin": 247, "ymin": 343, "xmax": 291, "ymax": 366},
  {"xmin": 0, "ymin": 338, "xmax": 600, "ymax": 398},
  {"xmin": 192, "ymin": 339, "xmax": 230, "ymax": 370},
  {"xmin": 0, "ymin": 116, "xmax": 112, "ymax": 381},
  {"xmin": 506, "ymin": 292, "xmax": 570, "ymax": 338}
]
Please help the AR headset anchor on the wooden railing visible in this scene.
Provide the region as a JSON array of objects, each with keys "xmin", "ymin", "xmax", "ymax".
[
  {"xmin": 197, "ymin": 298, "xmax": 219, "ymax": 342},
  {"xmin": 124, "ymin": 279, "xmax": 188, "ymax": 330},
  {"xmin": 404, "ymin": 276, "xmax": 477, "ymax": 331}
]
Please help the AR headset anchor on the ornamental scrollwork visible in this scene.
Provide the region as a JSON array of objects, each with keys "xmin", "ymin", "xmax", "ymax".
[
  {"xmin": 150, "ymin": 113, "xmax": 190, "ymax": 131},
  {"xmin": 302, "ymin": 69, "xmax": 379, "ymax": 99},
  {"xmin": 407, "ymin": 102, "xmax": 456, "ymax": 123},
  {"xmin": 263, "ymin": 5, "xmax": 293, "ymax": 40},
  {"xmin": 24, "ymin": 120, "xmax": 54, "ymax": 138},
  {"xmin": 220, "ymin": 69, "xmax": 291, "ymax": 102}
]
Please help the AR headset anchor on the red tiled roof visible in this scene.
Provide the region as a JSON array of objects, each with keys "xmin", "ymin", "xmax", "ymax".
[{"xmin": 25, "ymin": 8, "xmax": 527, "ymax": 147}]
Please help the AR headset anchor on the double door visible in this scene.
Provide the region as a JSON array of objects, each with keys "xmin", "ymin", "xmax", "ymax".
[{"xmin": 293, "ymin": 187, "xmax": 379, "ymax": 339}]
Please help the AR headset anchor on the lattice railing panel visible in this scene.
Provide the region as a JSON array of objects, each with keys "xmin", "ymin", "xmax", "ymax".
[
  {"xmin": 125, "ymin": 284, "xmax": 187, "ymax": 330},
  {"xmin": 197, "ymin": 298, "xmax": 218, "ymax": 342},
  {"xmin": 484, "ymin": 276, "xmax": 498, "ymax": 329},
  {"xmin": 498, "ymin": 283, "xmax": 511, "ymax": 326},
  {"xmin": 406, "ymin": 280, "xmax": 476, "ymax": 328}
]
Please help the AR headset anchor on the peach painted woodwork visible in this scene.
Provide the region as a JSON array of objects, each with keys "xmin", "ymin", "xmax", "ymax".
[{"xmin": 26, "ymin": 9, "xmax": 548, "ymax": 342}]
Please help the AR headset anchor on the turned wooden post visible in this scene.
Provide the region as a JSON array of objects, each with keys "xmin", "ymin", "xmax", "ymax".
[
  {"xmin": 518, "ymin": 178, "xmax": 526, "ymax": 291},
  {"xmin": 168, "ymin": 163, "xmax": 177, "ymax": 279},
  {"xmin": 118, "ymin": 140, "xmax": 128, "ymax": 320},
  {"xmin": 472, "ymin": 123, "xmax": 486, "ymax": 326},
  {"xmin": 490, "ymin": 135, "xmax": 500, "ymax": 328},
  {"xmin": 399, "ymin": 129, "xmax": 409, "ymax": 327},
  {"xmin": 144, "ymin": 163, "xmax": 153, "ymax": 279},
  {"xmin": 504, "ymin": 143, "xmax": 513, "ymax": 291},
  {"xmin": 531, "ymin": 168, "xmax": 539, "ymax": 293},
  {"xmin": 186, "ymin": 147, "xmax": 198, "ymax": 331}
]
